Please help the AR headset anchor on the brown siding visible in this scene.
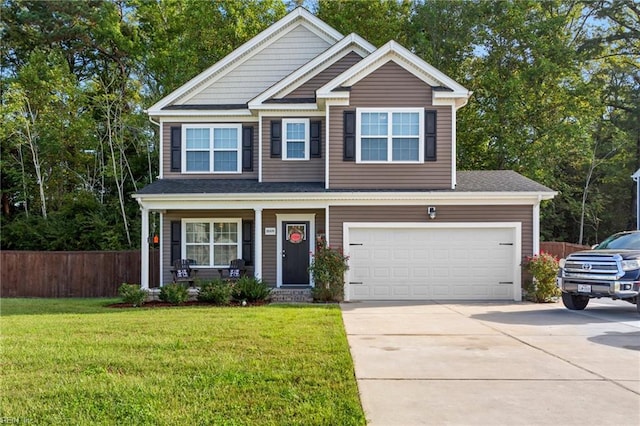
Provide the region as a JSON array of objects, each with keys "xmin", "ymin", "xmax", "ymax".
[
  {"xmin": 328, "ymin": 205, "xmax": 534, "ymax": 263},
  {"xmin": 286, "ymin": 51, "xmax": 363, "ymax": 99},
  {"xmin": 329, "ymin": 61, "xmax": 453, "ymax": 190},
  {"xmin": 162, "ymin": 209, "xmax": 325, "ymax": 287},
  {"xmin": 162, "ymin": 210, "xmax": 255, "ymax": 284},
  {"xmin": 261, "ymin": 117, "xmax": 325, "ymax": 182},
  {"xmin": 162, "ymin": 122, "xmax": 258, "ymax": 179}
]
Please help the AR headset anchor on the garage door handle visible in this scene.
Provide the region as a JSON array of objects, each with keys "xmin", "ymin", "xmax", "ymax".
[
  {"xmin": 350, "ymin": 281, "xmax": 363, "ymax": 285},
  {"xmin": 499, "ymin": 243, "xmax": 513, "ymax": 246},
  {"xmin": 350, "ymin": 243, "xmax": 363, "ymax": 246},
  {"xmin": 499, "ymin": 281, "xmax": 513, "ymax": 285}
]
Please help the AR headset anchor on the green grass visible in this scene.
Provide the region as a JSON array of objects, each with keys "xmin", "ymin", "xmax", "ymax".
[{"xmin": 0, "ymin": 299, "xmax": 365, "ymax": 425}]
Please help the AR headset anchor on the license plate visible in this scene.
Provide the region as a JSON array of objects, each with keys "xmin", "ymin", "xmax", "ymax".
[{"xmin": 577, "ymin": 284, "xmax": 591, "ymax": 293}]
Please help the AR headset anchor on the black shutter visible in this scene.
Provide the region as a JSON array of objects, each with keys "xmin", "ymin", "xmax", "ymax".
[
  {"xmin": 425, "ymin": 110, "xmax": 437, "ymax": 161},
  {"xmin": 343, "ymin": 110, "xmax": 356, "ymax": 161},
  {"xmin": 170, "ymin": 126, "xmax": 181, "ymax": 171},
  {"xmin": 270, "ymin": 120, "xmax": 281, "ymax": 158},
  {"xmin": 310, "ymin": 121, "xmax": 322, "ymax": 158},
  {"xmin": 242, "ymin": 220, "xmax": 253, "ymax": 266},
  {"xmin": 242, "ymin": 126, "xmax": 253, "ymax": 171},
  {"xmin": 170, "ymin": 221, "xmax": 181, "ymax": 263}
]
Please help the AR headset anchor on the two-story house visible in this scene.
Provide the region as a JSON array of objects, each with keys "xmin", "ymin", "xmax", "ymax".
[{"xmin": 134, "ymin": 8, "xmax": 556, "ymax": 302}]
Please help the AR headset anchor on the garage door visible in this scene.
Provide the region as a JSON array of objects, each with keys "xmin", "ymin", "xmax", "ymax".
[{"xmin": 347, "ymin": 226, "xmax": 517, "ymax": 301}]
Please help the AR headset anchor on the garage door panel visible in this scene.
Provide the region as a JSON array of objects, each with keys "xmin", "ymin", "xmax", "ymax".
[{"xmin": 348, "ymin": 226, "xmax": 516, "ymax": 301}]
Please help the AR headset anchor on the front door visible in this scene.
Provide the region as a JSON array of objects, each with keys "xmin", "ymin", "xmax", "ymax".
[{"xmin": 282, "ymin": 221, "xmax": 310, "ymax": 285}]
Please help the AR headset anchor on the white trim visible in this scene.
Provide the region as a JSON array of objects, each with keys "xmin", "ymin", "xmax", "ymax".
[
  {"xmin": 282, "ymin": 118, "xmax": 310, "ymax": 161},
  {"xmin": 325, "ymin": 105, "xmax": 330, "ymax": 189},
  {"xmin": 254, "ymin": 208, "xmax": 263, "ymax": 279},
  {"xmin": 159, "ymin": 212, "xmax": 164, "ymax": 286},
  {"xmin": 248, "ymin": 33, "xmax": 375, "ymax": 108},
  {"xmin": 258, "ymin": 112, "xmax": 263, "ymax": 183},
  {"xmin": 533, "ymin": 198, "xmax": 541, "ymax": 255},
  {"xmin": 158, "ymin": 120, "xmax": 164, "ymax": 179},
  {"xmin": 182, "ymin": 124, "xmax": 242, "ymax": 174},
  {"xmin": 451, "ymin": 105, "xmax": 457, "ymax": 189},
  {"xmin": 276, "ymin": 213, "xmax": 316, "ymax": 287},
  {"xmin": 355, "ymin": 108, "xmax": 424, "ymax": 164},
  {"xmin": 148, "ymin": 8, "xmax": 342, "ymax": 114},
  {"xmin": 149, "ymin": 110, "xmax": 254, "ymax": 118},
  {"xmin": 342, "ymin": 221, "xmax": 522, "ymax": 302},
  {"xmin": 317, "ymin": 40, "xmax": 470, "ymax": 101},
  {"xmin": 181, "ymin": 218, "xmax": 242, "ymax": 268},
  {"xmin": 140, "ymin": 206, "xmax": 149, "ymax": 289}
]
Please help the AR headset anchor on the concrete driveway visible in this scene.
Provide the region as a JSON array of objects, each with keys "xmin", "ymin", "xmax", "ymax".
[{"xmin": 341, "ymin": 299, "xmax": 640, "ymax": 426}]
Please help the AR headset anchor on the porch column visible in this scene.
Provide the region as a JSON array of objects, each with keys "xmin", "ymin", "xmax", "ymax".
[
  {"xmin": 254, "ymin": 207, "xmax": 263, "ymax": 278},
  {"xmin": 140, "ymin": 206, "xmax": 150, "ymax": 289}
]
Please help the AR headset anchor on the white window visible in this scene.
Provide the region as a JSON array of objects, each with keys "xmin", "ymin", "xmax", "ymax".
[
  {"xmin": 183, "ymin": 124, "xmax": 242, "ymax": 173},
  {"xmin": 182, "ymin": 219, "xmax": 241, "ymax": 267},
  {"xmin": 282, "ymin": 118, "xmax": 310, "ymax": 160},
  {"xmin": 356, "ymin": 108, "xmax": 424, "ymax": 163}
]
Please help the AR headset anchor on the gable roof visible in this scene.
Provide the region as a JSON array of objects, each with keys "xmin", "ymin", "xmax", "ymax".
[
  {"xmin": 316, "ymin": 40, "xmax": 471, "ymax": 108},
  {"xmin": 147, "ymin": 7, "xmax": 342, "ymax": 115},
  {"xmin": 248, "ymin": 33, "xmax": 375, "ymax": 109}
]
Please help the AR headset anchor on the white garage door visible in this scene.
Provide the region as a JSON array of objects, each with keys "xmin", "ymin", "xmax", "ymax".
[{"xmin": 347, "ymin": 226, "xmax": 517, "ymax": 301}]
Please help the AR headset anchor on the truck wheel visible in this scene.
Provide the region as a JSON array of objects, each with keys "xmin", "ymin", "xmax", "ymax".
[
  {"xmin": 561, "ymin": 293, "xmax": 589, "ymax": 310},
  {"xmin": 636, "ymin": 299, "xmax": 640, "ymax": 315}
]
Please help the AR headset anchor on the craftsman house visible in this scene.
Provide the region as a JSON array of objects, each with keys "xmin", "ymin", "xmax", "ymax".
[{"xmin": 134, "ymin": 8, "xmax": 556, "ymax": 301}]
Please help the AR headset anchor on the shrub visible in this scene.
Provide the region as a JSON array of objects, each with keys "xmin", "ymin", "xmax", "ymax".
[
  {"xmin": 159, "ymin": 283, "xmax": 189, "ymax": 304},
  {"xmin": 308, "ymin": 242, "xmax": 349, "ymax": 302},
  {"xmin": 118, "ymin": 283, "xmax": 148, "ymax": 307},
  {"xmin": 232, "ymin": 276, "xmax": 271, "ymax": 302},
  {"xmin": 197, "ymin": 279, "xmax": 233, "ymax": 305},
  {"xmin": 525, "ymin": 251, "xmax": 561, "ymax": 303}
]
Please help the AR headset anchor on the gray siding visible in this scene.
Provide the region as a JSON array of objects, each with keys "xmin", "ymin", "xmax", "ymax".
[
  {"xmin": 328, "ymin": 204, "xmax": 534, "ymax": 265},
  {"xmin": 328, "ymin": 61, "xmax": 453, "ymax": 190},
  {"xmin": 179, "ymin": 25, "xmax": 332, "ymax": 105},
  {"xmin": 162, "ymin": 122, "xmax": 258, "ymax": 179},
  {"xmin": 261, "ymin": 116, "xmax": 325, "ymax": 182},
  {"xmin": 285, "ymin": 51, "xmax": 363, "ymax": 99}
]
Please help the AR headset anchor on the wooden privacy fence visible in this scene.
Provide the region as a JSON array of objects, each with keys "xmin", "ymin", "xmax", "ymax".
[
  {"xmin": 1, "ymin": 250, "xmax": 159, "ymax": 298},
  {"xmin": 540, "ymin": 242, "xmax": 590, "ymax": 259}
]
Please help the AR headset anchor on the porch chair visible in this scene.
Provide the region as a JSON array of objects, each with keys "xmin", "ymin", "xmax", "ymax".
[
  {"xmin": 171, "ymin": 259, "xmax": 198, "ymax": 286},
  {"xmin": 218, "ymin": 258, "xmax": 247, "ymax": 280}
]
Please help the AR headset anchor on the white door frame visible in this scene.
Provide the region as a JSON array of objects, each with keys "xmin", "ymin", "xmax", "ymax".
[
  {"xmin": 343, "ymin": 222, "xmax": 522, "ymax": 301},
  {"xmin": 276, "ymin": 213, "xmax": 316, "ymax": 287}
]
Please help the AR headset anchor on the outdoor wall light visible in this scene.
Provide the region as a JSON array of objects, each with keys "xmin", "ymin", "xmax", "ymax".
[{"xmin": 428, "ymin": 206, "xmax": 437, "ymax": 219}]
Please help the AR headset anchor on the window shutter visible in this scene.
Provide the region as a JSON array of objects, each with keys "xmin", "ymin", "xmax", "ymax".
[
  {"xmin": 425, "ymin": 110, "xmax": 437, "ymax": 161},
  {"xmin": 343, "ymin": 110, "xmax": 356, "ymax": 161},
  {"xmin": 242, "ymin": 126, "xmax": 253, "ymax": 171},
  {"xmin": 170, "ymin": 221, "xmax": 181, "ymax": 263},
  {"xmin": 170, "ymin": 126, "xmax": 181, "ymax": 171},
  {"xmin": 310, "ymin": 121, "xmax": 322, "ymax": 158},
  {"xmin": 242, "ymin": 220, "xmax": 253, "ymax": 266},
  {"xmin": 270, "ymin": 120, "xmax": 282, "ymax": 158}
]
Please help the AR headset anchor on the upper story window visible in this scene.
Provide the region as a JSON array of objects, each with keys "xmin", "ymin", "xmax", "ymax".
[
  {"xmin": 282, "ymin": 118, "xmax": 310, "ymax": 160},
  {"xmin": 183, "ymin": 124, "xmax": 242, "ymax": 173},
  {"xmin": 356, "ymin": 108, "xmax": 424, "ymax": 163}
]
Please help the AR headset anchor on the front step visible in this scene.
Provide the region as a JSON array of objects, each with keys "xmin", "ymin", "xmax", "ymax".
[{"xmin": 270, "ymin": 288, "xmax": 313, "ymax": 303}]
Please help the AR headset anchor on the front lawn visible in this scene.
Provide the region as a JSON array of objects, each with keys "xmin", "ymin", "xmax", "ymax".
[{"xmin": 0, "ymin": 299, "xmax": 365, "ymax": 425}]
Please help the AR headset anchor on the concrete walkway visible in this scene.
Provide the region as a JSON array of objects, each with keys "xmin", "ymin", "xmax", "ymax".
[{"xmin": 341, "ymin": 299, "xmax": 640, "ymax": 426}]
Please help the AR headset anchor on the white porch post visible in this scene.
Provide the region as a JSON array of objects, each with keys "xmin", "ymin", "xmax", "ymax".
[
  {"xmin": 254, "ymin": 207, "xmax": 263, "ymax": 278},
  {"xmin": 532, "ymin": 198, "xmax": 541, "ymax": 255},
  {"xmin": 140, "ymin": 206, "xmax": 150, "ymax": 289}
]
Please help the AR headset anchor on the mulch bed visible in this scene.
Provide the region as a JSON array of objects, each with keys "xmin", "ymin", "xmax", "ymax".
[{"xmin": 108, "ymin": 300, "xmax": 270, "ymax": 308}]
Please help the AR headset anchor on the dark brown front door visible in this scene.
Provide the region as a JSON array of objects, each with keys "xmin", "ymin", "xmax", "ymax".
[{"xmin": 282, "ymin": 221, "xmax": 310, "ymax": 285}]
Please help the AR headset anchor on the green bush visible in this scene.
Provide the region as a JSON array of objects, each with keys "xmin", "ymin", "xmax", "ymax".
[
  {"xmin": 197, "ymin": 279, "xmax": 233, "ymax": 305},
  {"xmin": 232, "ymin": 276, "xmax": 271, "ymax": 302},
  {"xmin": 159, "ymin": 283, "xmax": 189, "ymax": 304},
  {"xmin": 118, "ymin": 283, "xmax": 148, "ymax": 307},
  {"xmin": 525, "ymin": 251, "xmax": 561, "ymax": 302},
  {"xmin": 308, "ymin": 242, "xmax": 349, "ymax": 302}
]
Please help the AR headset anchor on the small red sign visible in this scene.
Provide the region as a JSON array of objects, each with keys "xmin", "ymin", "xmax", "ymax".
[{"xmin": 289, "ymin": 232, "xmax": 303, "ymax": 243}]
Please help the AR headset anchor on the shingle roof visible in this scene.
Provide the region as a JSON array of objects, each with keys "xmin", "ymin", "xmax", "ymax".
[{"xmin": 135, "ymin": 171, "xmax": 554, "ymax": 196}]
